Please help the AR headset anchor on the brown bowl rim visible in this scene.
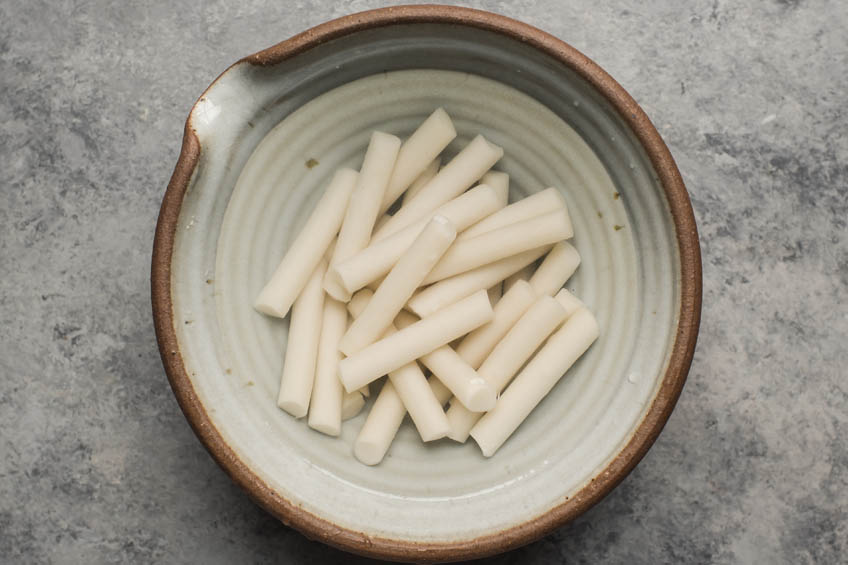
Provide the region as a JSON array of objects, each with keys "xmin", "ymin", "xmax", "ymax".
[{"xmin": 151, "ymin": 4, "xmax": 702, "ymax": 562}]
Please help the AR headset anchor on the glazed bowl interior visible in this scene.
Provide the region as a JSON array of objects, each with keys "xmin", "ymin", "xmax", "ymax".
[{"xmin": 161, "ymin": 15, "xmax": 696, "ymax": 559}]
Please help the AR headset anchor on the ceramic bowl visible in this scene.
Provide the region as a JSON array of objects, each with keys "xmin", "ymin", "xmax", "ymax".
[{"xmin": 151, "ymin": 5, "xmax": 701, "ymax": 562}]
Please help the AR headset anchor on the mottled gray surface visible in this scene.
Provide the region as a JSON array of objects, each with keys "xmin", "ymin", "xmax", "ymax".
[{"xmin": 1, "ymin": 0, "xmax": 846, "ymax": 563}]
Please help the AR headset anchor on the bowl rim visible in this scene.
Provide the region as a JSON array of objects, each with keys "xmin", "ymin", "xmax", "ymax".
[{"xmin": 151, "ymin": 4, "xmax": 702, "ymax": 562}]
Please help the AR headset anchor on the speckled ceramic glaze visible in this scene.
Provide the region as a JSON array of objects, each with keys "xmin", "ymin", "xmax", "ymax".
[{"xmin": 152, "ymin": 6, "xmax": 701, "ymax": 562}]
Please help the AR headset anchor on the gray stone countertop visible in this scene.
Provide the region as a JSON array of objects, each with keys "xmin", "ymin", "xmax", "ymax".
[{"xmin": 2, "ymin": 1, "xmax": 846, "ymax": 563}]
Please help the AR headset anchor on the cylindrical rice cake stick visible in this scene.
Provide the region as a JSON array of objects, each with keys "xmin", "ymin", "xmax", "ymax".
[
  {"xmin": 423, "ymin": 209, "xmax": 573, "ymax": 284},
  {"xmin": 402, "ymin": 157, "xmax": 441, "ymax": 204},
  {"xmin": 254, "ymin": 169, "xmax": 357, "ymax": 318},
  {"xmin": 455, "ymin": 279, "xmax": 537, "ymax": 369},
  {"xmin": 380, "ymin": 108, "xmax": 456, "ymax": 213},
  {"xmin": 340, "ymin": 215, "xmax": 456, "ymax": 356},
  {"xmin": 326, "ymin": 184, "xmax": 504, "ymax": 299},
  {"xmin": 372, "ymin": 135, "xmax": 503, "ymax": 241},
  {"xmin": 395, "ymin": 311, "xmax": 496, "ymax": 412},
  {"xmin": 459, "ymin": 186, "xmax": 566, "ymax": 241},
  {"xmin": 503, "ymin": 263, "xmax": 536, "ymax": 292},
  {"xmin": 470, "ymin": 307, "xmax": 599, "ymax": 457},
  {"xmin": 383, "ymin": 360, "xmax": 449, "ymax": 442},
  {"xmin": 342, "ymin": 390, "xmax": 366, "ymax": 420},
  {"xmin": 528, "ymin": 241, "xmax": 581, "ymax": 296},
  {"xmin": 307, "ymin": 297, "xmax": 348, "ymax": 435},
  {"xmin": 276, "ymin": 258, "xmax": 327, "ymax": 417},
  {"xmin": 479, "ymin": 170, "xmax": 509, "ymax": 196},
  {"xmin": 329, "ymin": 132, "xmax": 401, "ymax": 295},
  {"xmin": 446, "ymin": 294, "xmax": 568, "ymax": 441},
  {"xmin": 406, "ymin": 246, "xmax": 550, "ymax": 317},
  {"xmin": 339, "ymin": 290, "xmax": 493, "ymax": 392},
  {"xmin": 355, "ymin": 380, "xmax": 404, "ymax": 465},
  {"xmin": 354, "ymin": 377, "xmax": 452, "ymax": 465},
  {"xmin": 484, "ymin": 177, "xmax": 509, "ymax": 208},
  {"xmin": 552, "ymin": 287, "xmax": 587, "ymax": 318},
  {"xmin": 347, "ymin": 290, "xmax": 450, "ymax": 442}
]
